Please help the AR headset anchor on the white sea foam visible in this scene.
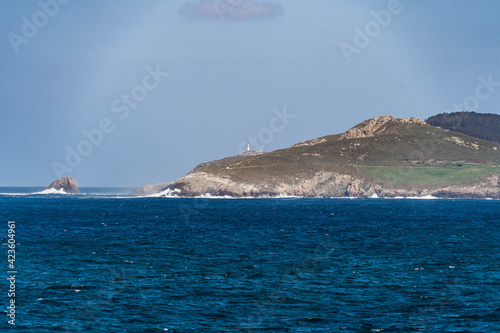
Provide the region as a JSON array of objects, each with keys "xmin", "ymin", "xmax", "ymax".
[
  {"xmin": 0, "ymin": 192, "xmax": 29, "ymax": 196},
  {"xmin": 75, "ymin": 193, "xmax": 138, "ymax": 199},
  {"xmin": 277, "ymin": 193, "xmax": 303, "ymax": 199},
  {"xmin": 383, "ymin": 195, "xmax": 438, "ymax": 200},
  {"xmin": 143, "ymin": 189, "xmax": 305, "ymax": 199},
  {"xmin": 192, "ymin": 193, "xmax": 305, "ymax": 199},
  {"xmin": 198, "ymin": 193, "xmax": 234, "ymax": 199},
  {"xmin": 0, "ymin": 188, "xmax": 68, "ymax": 196},
  {"xmin": 406, "ymin": 195, "xmax": 438, "ymax": 200},
  {"xmin": 32, "ymin": 188, "xmax": 68, "ymax": 195},
  {"xmin": 147, "ymin": 188, "xmax": 182, "ymax": 198}
]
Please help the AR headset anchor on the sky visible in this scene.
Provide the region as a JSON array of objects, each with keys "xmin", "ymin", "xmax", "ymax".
[{"xmin": 1, "ymin": 0, "xmax": 500, "ymax": 187}]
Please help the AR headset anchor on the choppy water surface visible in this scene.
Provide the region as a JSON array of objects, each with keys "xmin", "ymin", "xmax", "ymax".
[{"xmin": 0, "ymin": 191, "xmax": 499, "ymax": 332}]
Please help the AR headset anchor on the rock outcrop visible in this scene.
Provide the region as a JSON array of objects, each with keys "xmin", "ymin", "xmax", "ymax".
[
  {"xmin": 45, "ymin": 177, "xmax": 80, "ymax": 194},
  {"xmin": 340, "ymin": 116, "xmax": 428, "ymax": 140}
]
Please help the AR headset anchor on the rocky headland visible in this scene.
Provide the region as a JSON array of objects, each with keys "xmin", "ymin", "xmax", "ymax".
[{"xmin": 134, "ymin": 115, "xmax": 500, "ymax": 199}]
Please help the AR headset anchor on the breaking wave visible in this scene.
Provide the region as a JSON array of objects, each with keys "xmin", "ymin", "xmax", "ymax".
[{"xmin": 32, "ymin": 188, "xmax": 68, "ymax": 195}]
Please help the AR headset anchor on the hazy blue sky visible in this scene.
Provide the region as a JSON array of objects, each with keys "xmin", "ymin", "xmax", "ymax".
[{"xmin": 1, "ymin": 0, "xmax": 499, "ymax": 187}]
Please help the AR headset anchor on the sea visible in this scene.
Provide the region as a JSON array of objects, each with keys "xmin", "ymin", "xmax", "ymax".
[{"xmin": 0, "ymin": 187, "xmax": 498, "ymax": 332}]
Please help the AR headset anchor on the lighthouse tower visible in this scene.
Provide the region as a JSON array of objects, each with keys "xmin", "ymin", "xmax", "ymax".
[{"xmin": 247, "ymin": 143, "xmax": 250, "ymax": 151}]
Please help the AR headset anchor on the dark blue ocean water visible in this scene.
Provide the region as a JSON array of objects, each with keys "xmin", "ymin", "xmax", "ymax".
[{"xmin": 0, "ymin": 188, "xmax": 499, "ymax": 332}]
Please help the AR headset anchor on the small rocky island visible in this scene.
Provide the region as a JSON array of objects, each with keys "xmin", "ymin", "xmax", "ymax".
[
  {"xmin": 45, "ymin": 177, "xmax": 80, "ymax": 194},
  {"xmin": 134, "ymin": 114, "xmax": 500, "ymax": 199}
]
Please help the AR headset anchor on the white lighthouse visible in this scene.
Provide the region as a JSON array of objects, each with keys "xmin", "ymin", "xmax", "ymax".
[{"xmin": 238, "ymin": 143, "xmax": 264, "ymax": 157}]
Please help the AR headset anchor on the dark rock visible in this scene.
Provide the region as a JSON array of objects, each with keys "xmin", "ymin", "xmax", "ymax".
[{"xmin": 45, "ymin": 177, "xmax": 80, "ymax": 194}]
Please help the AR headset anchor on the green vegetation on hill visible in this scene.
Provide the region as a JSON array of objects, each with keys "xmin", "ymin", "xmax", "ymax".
[
  {"xmin": 426, "ymin": 111, "xmax": 500, "ymax": 143},
  {"xmin": 359, "ymin": 165, "xmax": 500, "ymax": 185}
]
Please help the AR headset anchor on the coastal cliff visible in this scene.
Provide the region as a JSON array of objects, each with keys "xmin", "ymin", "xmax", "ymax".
[{"xmin": 134, "ymin": 116, "xmax": 500, "ymax": 198}]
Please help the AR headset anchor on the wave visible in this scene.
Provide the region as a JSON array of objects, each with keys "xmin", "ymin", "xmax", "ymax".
[
  {"xmin": 168, "ymin": 193, "xmax": 305, "ymax": 199},
  {"xmin": 0, "ymin": 188, "xmax": 68, "ymax": 196},
  {"xmin": 140, "ymin": 189, "xmax": 305, "ymax": 199},
  {"xmin": 406, "ymin": 195, "xmax": 438, "ymax": 199},
  {"xmin": 0, "ymin": 188, "xmax": 75, "ymax": 196},
  {"xmin": 0, "ymin": 192, "xmax": 29, "ymax": 196},
  {"xmin": 145, "ymin": 188, "xmax": 182, "ymax": 198},
  {"xmin": 369, "ymin": 193, "xmax": 439, "ymax": 199},
  {"xmin": 32, "ymin": 188, "xmax": 69, "ymax": 195},
  {"xmin": 388, "ymin": 195, "xmax": 439, "ymax": 200}
]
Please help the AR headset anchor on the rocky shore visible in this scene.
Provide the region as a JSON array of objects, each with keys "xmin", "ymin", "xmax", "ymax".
[{"xmin": 136, "ymin": 171, "xmax": 499, "ymax": 199}]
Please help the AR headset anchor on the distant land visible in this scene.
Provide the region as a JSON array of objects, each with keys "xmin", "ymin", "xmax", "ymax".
[{"xmin": 134, "ymin": 113, "xmax": 500, "ymax": 199}]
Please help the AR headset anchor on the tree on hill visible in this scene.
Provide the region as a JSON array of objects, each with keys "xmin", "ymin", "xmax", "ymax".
[{"xmin": 426, "ymin": 111, "xmax": 500, "ymax": 143}]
